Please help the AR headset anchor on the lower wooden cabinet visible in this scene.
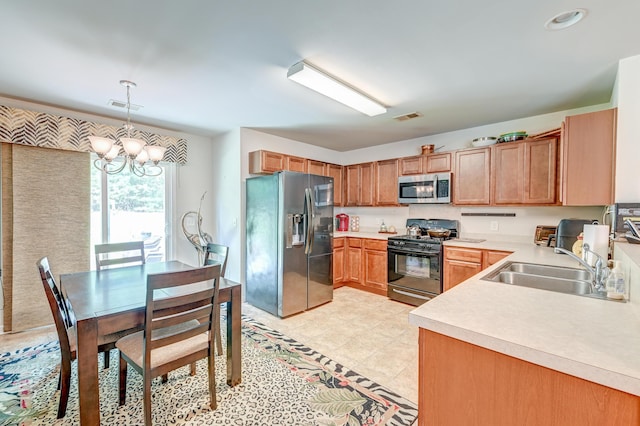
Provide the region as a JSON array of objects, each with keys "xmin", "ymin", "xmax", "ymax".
[
  {"xmin": 339, "ymin": 237, "xmax": 387, "ymax": 296},
  {"xmin": 443, "ymin": 246, "xmax": 512, "ymax": 291},
  {"xmin": 332, "ymin": 237, "xmax": 345, "ymax": 288},
  {"xmin": 363, "ymin": 239, "xmax": 388, "ymax": 291},
  {"xmin": 484, "ymin": 250, "xmax": 511, "ymax": 267},
  {"xmin": 419, "ymin": 329, "xmax": 640, "ymax": 426},
  {"xmin": 443, "ymin": 246, "xmax": 483, "ymax": 291},
  {"xmin": 346, "ymin": 238, "xmax": 363, "ymax": 283}
]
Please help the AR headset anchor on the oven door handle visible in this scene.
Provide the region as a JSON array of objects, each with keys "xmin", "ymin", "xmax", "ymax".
[
  {"xmin": 388, "ymin": 249, "xmax": 440, "ymax": 257},
  {"xmin": 391, "ymin": 288, "xmax": 435, "ymax": 301}
]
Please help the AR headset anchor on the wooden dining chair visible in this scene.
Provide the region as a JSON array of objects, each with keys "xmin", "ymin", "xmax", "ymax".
[
  {"xmin": 116, "ymin": 264, "xmax": 221, "ymax": 426},
  {"xmin": 37, "ymin": 257, "xmax": 135, "ymax": 418},
  {"xmin": 93, "ymin": 240, "xmax": 146, "ymax": 368},
  {"xmin": 204, "ymin": 243, "xmax": 228, "ymax": 355},
  {"xmin": 95, "ymin": 241, "xmax": 145, "ymax": 270}
]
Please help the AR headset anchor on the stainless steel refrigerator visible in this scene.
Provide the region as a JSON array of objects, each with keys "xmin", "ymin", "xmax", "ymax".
[{"xmin": 246, "ymin": 171, "xmax": 334, "ymax": 317}]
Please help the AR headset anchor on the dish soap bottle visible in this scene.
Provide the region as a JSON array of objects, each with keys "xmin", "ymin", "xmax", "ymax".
[
  {"xmin": 380, "ymin": 220, "xmax": 387, "ymax": 233},
  {"xmin": 605, "ymin": 260, "xmax": 626, "ymax": 300}
]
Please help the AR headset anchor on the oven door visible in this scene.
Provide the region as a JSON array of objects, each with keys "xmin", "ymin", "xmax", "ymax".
[{"xmin": 387, "ymin": 247, "xmax": 441, "ymax": 296}]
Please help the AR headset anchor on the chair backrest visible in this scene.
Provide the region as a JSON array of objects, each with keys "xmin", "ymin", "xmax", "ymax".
[
  {"xmin": 143, "ymin": 264, "xmax": 221, "ymax": 368},
  {"xmin": 203, "ymin": 243, "xmax": 228, "ymax": 277},
  {"xmin": 95, "ymin": 241, "xmax": 145, "ymax": 270},
  {"xmin": 37, "ymin": 257, "xmax": 73, "ymax": 357}
]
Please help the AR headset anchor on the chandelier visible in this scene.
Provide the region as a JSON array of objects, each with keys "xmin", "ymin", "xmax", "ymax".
[{"xmin": 89, "ymin": 80, "xmax": 166, "ymax": 177}]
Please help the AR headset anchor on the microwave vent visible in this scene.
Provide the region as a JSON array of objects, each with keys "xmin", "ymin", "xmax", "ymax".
[{"xmin": 393, "ymin": 112, "xmax": 423, "ymax": 122}]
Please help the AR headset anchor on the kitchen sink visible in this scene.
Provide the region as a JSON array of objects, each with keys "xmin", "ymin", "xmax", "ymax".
[
  {"xmin": 485, "ymin": 271, "xmax": 593, "ymax": 295},
  {"xmin": 498, "ymin": 262, "xmax": 592, "ymax": 281},
  {"xmin": 481, "ymin": 261, "xmax": 613, "ymax": 300}
]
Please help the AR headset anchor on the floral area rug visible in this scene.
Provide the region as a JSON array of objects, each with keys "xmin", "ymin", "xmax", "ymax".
[{"xmin": 0, "ymin": 316, "xmax": 418, "ymax": 425}]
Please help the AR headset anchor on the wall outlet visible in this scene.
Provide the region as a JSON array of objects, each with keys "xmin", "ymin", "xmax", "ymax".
[{"xmin": 490, "ymin": 221, "xmax": 499, "ymax": 231}]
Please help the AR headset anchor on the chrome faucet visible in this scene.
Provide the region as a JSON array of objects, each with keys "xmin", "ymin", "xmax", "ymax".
[{"xmin": 553, "ymin": 243, "xmax": 609, "ymax": 291}]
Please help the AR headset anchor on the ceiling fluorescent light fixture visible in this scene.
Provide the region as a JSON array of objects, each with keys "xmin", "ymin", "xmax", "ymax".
[{"xmin": 287, "ymin": 61, "xmax": 387, "ymax": 116}]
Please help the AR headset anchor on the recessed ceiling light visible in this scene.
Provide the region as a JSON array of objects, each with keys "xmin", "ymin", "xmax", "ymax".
[{"xmin": 544, "ymin": 8, "xmax": 587, "ymax": 30}]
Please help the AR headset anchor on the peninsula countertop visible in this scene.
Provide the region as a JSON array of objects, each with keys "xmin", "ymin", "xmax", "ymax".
[{"xmin": 409, "ymin": 240, "xmax": 640, "ymax": 396}]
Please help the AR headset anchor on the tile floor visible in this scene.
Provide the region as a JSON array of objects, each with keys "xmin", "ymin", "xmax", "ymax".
[
  {"xmin": 243, "ymin": 286, "xmax": 419, "ymax": 403},
  {"xmin": 0, "ymin": 286, "xmax": 419, "ymax": 404}
]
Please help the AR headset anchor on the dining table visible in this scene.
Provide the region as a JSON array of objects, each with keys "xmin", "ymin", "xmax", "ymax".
[{"xmin": 60, "ymin": 260, "xmax": 242, "ymax": 426}]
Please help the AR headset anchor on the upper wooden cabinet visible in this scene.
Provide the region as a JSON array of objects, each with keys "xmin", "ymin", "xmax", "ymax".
[
  {"xmin": 326, "ymin": 163, "xmax": 343, "ymax": 207},
  {"xmin": 248, "ymin": 150, "xmax": 307, "ymax": 174},
  {"xmin": 286, "ymin": 155, "xmax": 306, "ymax": 173},
  {"xmin": 345, "ymin": 163, "xmax": 374, "ymax": 206},
  {"xmin": 399, "ymin": 152, "xmax": 452, "ymax": 176},
  {"xmin": 492, "ymin": 138, "xmax": 557, "ymax": 205},
  {"xmin": 375, "ymin": 159, "xmax": 399, "ymax": 206},
  {"xmin": 453, "ymin": 147, "xmax": 491, "ymax": 205},
  {"xmin": 399, "ymin": 155, "xmax": 423, "ymax": 175},
  {"xmin": 249, "ymin": 150, "xmax": 285, "ymax": 174},
  {"xmin": 561, "ymin": 108, "xmax": 617, "ymax": 206},
  {"xmin": 307, "ymin": 159, "xmax": 326, "ymax": 175},
  {"xmin": 425, "ymin": 153, "xmax": 451, "ymax": 173}
]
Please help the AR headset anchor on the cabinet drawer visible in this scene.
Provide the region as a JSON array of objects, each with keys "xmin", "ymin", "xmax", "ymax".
[
  {"xmin": 445, "ymin": 247, "xmax": 482, "ymax": 263},
  {"xmin": 347, "ymin": 238, "xmax": 362, "ymax": 248},
  {"xmin": 364, "ymin": 239, "xmax": 387, "ymax": 251},
  {"xmin": 484, "ymin": 250, "xmax": 511, "ymax": 266}
]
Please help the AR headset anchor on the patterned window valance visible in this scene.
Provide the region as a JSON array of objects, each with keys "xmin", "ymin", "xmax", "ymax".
[{"xmin": 0, "ymin": 105, "xmax": 187, "ymax": 164}]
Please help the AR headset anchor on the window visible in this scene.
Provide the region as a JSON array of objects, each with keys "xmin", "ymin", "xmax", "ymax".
[{"xmin": 90, "ymin": 155, "xmax": 174, "ymax": 268}]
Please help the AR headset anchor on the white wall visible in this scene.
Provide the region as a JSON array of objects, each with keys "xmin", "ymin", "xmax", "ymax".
[
  {"xmin": 210, "ymin": 129, "xmax": 242, "ymax": 282},
  {"xmin": 613, "ymin": 54, "xmax": 640, "ymax": 202},
  {"xmin": 340, "ymin": 205, "xmax": 605, "ymax": 241},
  {"xmin": 339, "ymin": 103, "xmax": 611, "ymax": 165},
  {"xmin": 173, "ymin": 134, "xmax": 215, "ymax": 267}
]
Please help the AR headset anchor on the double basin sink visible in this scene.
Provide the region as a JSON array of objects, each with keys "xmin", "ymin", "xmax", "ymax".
[{"xmin": 482, "ymin": 261, "xmax": 616, "ymax": 301}]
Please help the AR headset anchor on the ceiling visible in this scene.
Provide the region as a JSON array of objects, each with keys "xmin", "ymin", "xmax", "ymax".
[{"xmin": 0, "ymin": 1, "xmax": 638, "ymax": 152}]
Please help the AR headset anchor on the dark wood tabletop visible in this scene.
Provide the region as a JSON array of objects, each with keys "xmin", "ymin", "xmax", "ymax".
[{"xmin": 61, "ymin": 261, "xmax": 242, "ymax": 426}]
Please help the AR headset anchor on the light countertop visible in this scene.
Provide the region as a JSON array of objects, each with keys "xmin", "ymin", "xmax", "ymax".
[
  {"xmin": 409, "ymin": 240, "xmax": 640, "ymax": 396},
  {"xmin": 333, "ymin": 230, "xmax": 393, "ymax": 240}
]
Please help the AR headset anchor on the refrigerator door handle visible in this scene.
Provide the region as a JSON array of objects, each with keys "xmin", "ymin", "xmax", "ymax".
[{"xmin": 304, "ymin": 187, "xmax": 314, "ymax": 254}]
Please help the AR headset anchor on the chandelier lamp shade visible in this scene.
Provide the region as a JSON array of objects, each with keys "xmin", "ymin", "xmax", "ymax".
[
  {"xmin": 287, "ymin": 61, "xmax": 387, "ymax": 117},
  {"xmin": 89, "ymin": 80, "xmax": 166, "ymax": 176}
]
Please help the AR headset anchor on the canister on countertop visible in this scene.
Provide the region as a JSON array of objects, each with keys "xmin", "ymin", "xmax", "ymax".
[
  {"xmin": 350, "ymin": 215, "xmax": 360, "ymax": 232},
  {"xmin": 582, "ymin": 224, "xmax": 610, "ymax": 266}
]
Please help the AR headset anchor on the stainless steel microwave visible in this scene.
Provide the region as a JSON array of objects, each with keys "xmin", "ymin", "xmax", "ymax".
[{"xmin": 398, "ymin": 173, "xmax": 451, "ymax": 204}]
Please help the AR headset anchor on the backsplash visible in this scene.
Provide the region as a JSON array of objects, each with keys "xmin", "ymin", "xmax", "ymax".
[{"xmin": 339, "ymin": 205, "xmax": 606, "ymax": 241}]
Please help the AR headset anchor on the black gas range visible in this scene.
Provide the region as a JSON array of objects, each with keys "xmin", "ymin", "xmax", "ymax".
[{"xmin": 387, "ymin": 218, "xmax": 459, "ymax": 306}]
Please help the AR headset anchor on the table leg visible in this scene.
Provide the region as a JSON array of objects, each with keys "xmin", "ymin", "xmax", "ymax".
[
  {"xmin": 76, "ymin": 317, "xmax": 100, "ymax": 425},
  {"xmin": 226, "ymin": 285, "xmax": 242, "ymax": 386}
]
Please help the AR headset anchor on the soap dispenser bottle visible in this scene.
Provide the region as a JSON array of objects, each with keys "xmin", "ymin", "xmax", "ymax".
[{"xmin": 605, "ymin": 260, "xmax": 626, "ymax": 300}]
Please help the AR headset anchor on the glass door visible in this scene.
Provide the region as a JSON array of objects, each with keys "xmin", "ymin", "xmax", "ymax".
[{"xmin": 90, "ymin": 156, "xmax": 174, "ymax": 268}]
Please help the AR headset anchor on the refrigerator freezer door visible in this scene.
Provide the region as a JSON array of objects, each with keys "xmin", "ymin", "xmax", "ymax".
[{"xmin": 246, "ymin": 174, "xmax": 280, "ymax": 316}]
